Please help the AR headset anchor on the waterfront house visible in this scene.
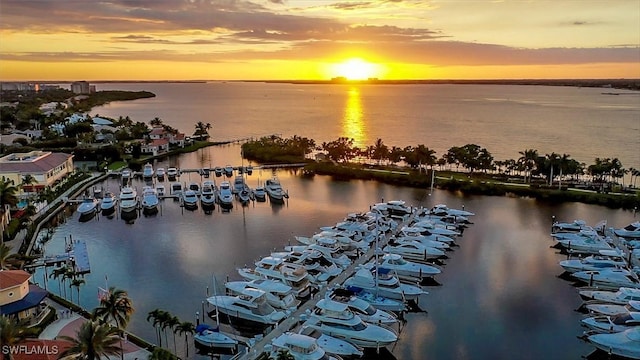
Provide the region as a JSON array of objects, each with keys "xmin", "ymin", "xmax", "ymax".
[
  {"xmin": 141, "ymin": 138, "xmax": 170, "ymax": 156},
  {"xmin": 0, "ymin": 151, "xmax": 74, "ymax": 194},
  {"xmin": 148, "ymin": 126, "xmax": 186, "ymax": 148},
  {"xmin": 0, "ymin": 270, "xmax": 49, "ymax": 324}
]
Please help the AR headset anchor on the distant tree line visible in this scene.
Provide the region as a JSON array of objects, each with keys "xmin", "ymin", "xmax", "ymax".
[{"xmin": 242, "ymin": 135, "xmax": 639, "ymax": 188}]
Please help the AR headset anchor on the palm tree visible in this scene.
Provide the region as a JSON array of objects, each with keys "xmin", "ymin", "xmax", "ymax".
[
  {"xmin": 58, "ymin": 320, "xmax": 122, "ymax": 360},
  {"xmin": 70, "ymin": 278, "xmax": 86, "ymax": 306},
  {"xmin": 1, "ymin": 243, "xmax": 17, "ymax": 270},
  {"xmin": 1, "ymin": 177, "xmax": 19, "ymax": 208},
  {"xmin": 93, "ymin": 287, "xmax": 134, "ymax": 360},
  {"xmin": 92, "ymin": 287, "xmax": 135, "ymax": 330},
  {"xmin": 517, "ymin": 149, "xmax": 538, "ymax": 183},
  {"xmin": 1, "ymin": 315, "xmax": 37, "ymax": 360},
  {"xmin": 146, "ymin": 309, "xmax": 165, "ymax": 347},
  {"xmin": 49, "ymin": 266, "xmax": 67, "ymax": 297},
  {"xmin": 193, "ymin": 121, "xmax": 212, "ymax": 140},
  {"xmin": 149, "ymin": 117, "xmax": 163, "ymax": 127},
  {"xmin": 20, "ymin": 174, "xmax": 36, "ymax": 192},
  {"xmin": 154, "ymin": 310, "xmax": 172, "ymax": 349},
  {"xmin": 175, "ymin": 321, "xmax": 194, "ymax": 358},
  {"xmin": 148, "ymin": 347, "xmax": 175, "ymax": 360},
  {"xmin": 165, "ymin": 315, "xmax": 180, "ymax": 355}
]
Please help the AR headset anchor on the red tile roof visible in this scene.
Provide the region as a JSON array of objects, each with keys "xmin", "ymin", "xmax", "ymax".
[
  {"xmin": 151, "ymin": 139, "xmax": 169, "ymax": 146},
  {"xmin": 0, "ymin": 269, "xmax": 31, "ymax": 289},
  {"xmin": 149, "ymin": 127, "xmax": 165, "ymax": 135}
]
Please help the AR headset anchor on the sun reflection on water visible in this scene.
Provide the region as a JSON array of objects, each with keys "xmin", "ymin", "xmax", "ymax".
[{"xmin": 342, "ymin": 87, "xmax": 367, "ymax": 149}]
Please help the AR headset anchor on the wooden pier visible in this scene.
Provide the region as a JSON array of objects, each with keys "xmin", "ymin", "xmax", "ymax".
[{"xmin": 26, "ymin": 239, "xmax": 91, "ymax": 274}]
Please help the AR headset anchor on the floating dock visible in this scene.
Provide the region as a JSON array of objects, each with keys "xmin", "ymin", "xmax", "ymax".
[{"xmin": 26, "ymin": 239, "xmax": 91, "ymax": 274}]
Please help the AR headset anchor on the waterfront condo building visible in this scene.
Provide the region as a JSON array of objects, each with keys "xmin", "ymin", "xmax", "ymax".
[{"xmin": 0, "ymin": 151, "xmax": 74, "ymax": 194}]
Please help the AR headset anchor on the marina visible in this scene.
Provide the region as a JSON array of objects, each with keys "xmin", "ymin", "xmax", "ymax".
[
  {"xmin": 27, "ymin": 146, "xmax": 638, "ymax": 359},
  {"xmin": 10, "ymin": 82, "xmax": 638, "ymax": 360}
]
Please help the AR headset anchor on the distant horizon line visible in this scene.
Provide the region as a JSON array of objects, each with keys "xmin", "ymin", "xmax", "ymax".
[{"xmin": 1, "ymin": 78, "xmax": 639, "ymax": 85}]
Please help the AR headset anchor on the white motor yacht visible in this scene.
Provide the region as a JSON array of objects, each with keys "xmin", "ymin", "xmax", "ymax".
[
  {"xmin": 121, "ymin": 169, "xmax": 131, "ymax": 181},
  {"xmin": 559, "ymin": 249, "xmax": 627, "ymax": 273},
  {"xmin": 615, "ymin": 222, "xmax": 640, "ymax": 239},
  {"xmin": 271, "ymin": 249, "xmax": 342, "ymax": 284},
  {"xmin": 182, "ymin": 190, "xmax": 198, "ymax": 209},
  {"xmin": 430, "ymin": 203, "xmax": 475, "ymax": 218},
  {"xmin": 193, "ymin": 323, "xmax": 238, "ymax": 349},
  {"xmin": 587, "ymin": 326, "xmax": 640, "ymax": 359},
  {"xmin": 383, "ymin": 239, "xmax": 446, "ymax": 263},
  {"xmin": 232, "ymin": 175, "xmax": 244, "ymax": 194},
  {"xmin": 119, "ymin": 187, "xmax": 138, "ymax": 213},
  {"xmin": 582, "ymin": 312, "xmax": 640, "ymax": 334},
  {"xmin": 206, "ymin": 288, "xmax": 286, "ymax": 330},
  {"xmin": 253, "ymin": 185, "xmax": 266, "ymax": 202},
  {"xmin": 142, "ymin": 163, "xmax": 154, "ymax": 179},
  {"xmin": 155, "ymin": 184, "xmax": 166, "ymax": 198},
  {"xmin": 585, "ymin": 300, "xmax": 640, "ymax": 317},
  {"xmin": 297, "ymin": 326, "xmax": 364, "ymax": 358},
  {"xmin": 187, "ymin": 182, "xmax": 201, "ymax": 196},
  {"xmin": 552, "ymin": 229, "xmax": 614, "ymax": 254},
  {"xmin": 572, "ymin": 268, "xmax": 640, "ymax": 290},
  {"xmin": 100, "ymin": 191, "xmax": 117, "ymax": 215},
  {"xmin": 200, "ymin": 180, "xmax": 216, "ymax": 209},
  {"xmin": 170, "ymin": 182, "xmax": 183, "ymax": 197},
  {"xmin": 217, "ymin": 181, "xmax": 234, "ymax": 208},
  {"xmin": 156, "ymin": 167, "xmax": 165, "ymax": 180},
  {"xmin": 77, "ymin": 198, "xmax": 99, "ymax": 220},
  {"xmin": 339, "ymin": 286, "xmax": 406, "ymax": 313},
  {"xmin": 166, "ymin": 167, "xmax": 179, "ymax": 180},
  {"xmin": 270, "ymin": 332, "xmax": 341, "ymax": 360},
  {"xmin": 394, "ymin": 235, "xmax": 450, "ymax": 250},
  {"xmin": 214, "ymin": 167, "xmax": 223, "ymax": 177},
  {"xmin": 238, "ymin": 256, "xmax": 312, "ymax": 299},
  {"xmin": 224, "ymin": 165, "xmax": 234, "ymax": 177},
  {"xmin": 410, "ymin": 221, "xmax": 461, "ymax": 237},
  {"xmin": 302, "ymin": 299, "xmax": 398, "ymax": 348},
  {"xmin": 265, "ymin": 177, "xmax": 286, "ymax": 202},
  {"xmin": 580, "ymin": 287, "xmax": 640, "ymax": 305},
  {"xmin": 237, "ymin": 184, "xmax": 252, "ymax": 204},
  {"xmin": 588, "ymin": 327, "xmax": 640, "ymax": 359},
  {"xmin": 399, "ymin": 227, "xmax": 456, "ymax": 244},
  {"xmin": 343, "ymin": 267, "xmax": 426, "ymax": 301},
  {"xmin": 225, "ymin": 279, "xmax": 300, "ymax": 311},
  {"xmin": 327, "ymin": 288, "xmax": 398, "ymax": 325},
  {"xmin": 141, "ymin": 186, "xmax": 159, "ymax": 214},
  {"xmin": 552, "ymin": 219, "xmax": 588, "ymax": 233},
  {"xmin": 372, "ymin": 253, "xmax": 441, "ymax": 279}
]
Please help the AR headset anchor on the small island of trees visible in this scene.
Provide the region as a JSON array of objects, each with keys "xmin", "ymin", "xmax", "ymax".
[{"xmin": 242, "ymin": 135, "xmax": 639, "ymax": 210}]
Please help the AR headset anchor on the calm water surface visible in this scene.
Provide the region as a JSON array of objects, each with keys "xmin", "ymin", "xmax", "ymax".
[
  {"xmin": 33, "ymin": 145, "xmax": 638, "ymax": 360},
  {"xmin": 92, "ymin": 82, "xmax": 640, "ymax": 169},
  {"xmin": 39, "ymin": 83, "xmax": 640, "ymax": 358}
]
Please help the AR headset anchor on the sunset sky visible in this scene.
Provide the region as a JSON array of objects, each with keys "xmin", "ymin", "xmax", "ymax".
[{"xmin": 0, "ymin": 0, "xmax": 638, "ymax": 81}]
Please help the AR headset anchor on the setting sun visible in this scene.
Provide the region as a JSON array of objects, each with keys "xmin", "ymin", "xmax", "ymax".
[{"xmin": 331, "ymin": 58, "xmax": 383, "ymax": 80}]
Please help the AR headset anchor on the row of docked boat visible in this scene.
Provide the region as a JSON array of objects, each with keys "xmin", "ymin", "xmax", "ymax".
[
  {"xmin": 197, "ymin": 201, "xmax": 475, "ymax": 359},
  {"xmin": 168, "ymin": 176, "xmax": 287, "ymax": 210},
  {"xmin": 123, "ymin": 163, "xmax": 256, "ymax": 182},
  {"xmin": 76, "ymin": 184, "xmax": 162, "ymax": 221},
  {"xmin": 78, "ymin": 175, "xmax": 288, "ymax": 221},
  {"xmin": 551, "ymin": 218, "xmax": 640, "ymax": 359}
]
